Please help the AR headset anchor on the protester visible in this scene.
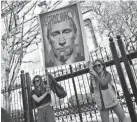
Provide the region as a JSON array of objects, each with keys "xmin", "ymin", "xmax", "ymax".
[
  {"xmin": 88, "ymin": 59, "xmax": 127, "ymax": 122},
  {"xmin": 31, "ymin": 73, "xmax": 56, "ymax": 122}
]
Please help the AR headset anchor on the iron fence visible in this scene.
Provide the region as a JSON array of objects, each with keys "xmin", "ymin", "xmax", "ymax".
[{"xmin": 1, "ymin": 36, "xmax": 137, "ymax": 122}]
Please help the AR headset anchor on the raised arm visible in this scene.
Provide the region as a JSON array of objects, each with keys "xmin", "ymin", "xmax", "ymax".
[
  {"xmin": 90, "ymin": 71, "xmax": 111, "ymax": 87},
  {"xmin": 94, "ymin": 72, "xmax": 111, "ymax": 87},
  {"xmin": 32, "ymin": 90, "xmax": 49, "ymax": 103}
]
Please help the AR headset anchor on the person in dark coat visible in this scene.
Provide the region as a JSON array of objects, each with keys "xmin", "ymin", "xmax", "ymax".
[{"xmin": 1, "ymin": 108, "xmax": 13, "ymax": 122}]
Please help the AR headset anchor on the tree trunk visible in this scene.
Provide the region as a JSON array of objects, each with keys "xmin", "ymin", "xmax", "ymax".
[{"xmin": 1, "ymin": 45, "xmax": 11, "ymax": 112}]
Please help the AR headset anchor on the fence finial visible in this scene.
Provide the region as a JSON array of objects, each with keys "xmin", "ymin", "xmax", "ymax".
[
  {"xmin": 109, "ymin": 37, "xmax": 113, "ymax": 42},
  {"xmin": 21, "ymin": 70, "xmax": 24, "ymax": 74},
  {"xmin": 116, "ymin": 35, "xmax": 121, "ymax": 39}
]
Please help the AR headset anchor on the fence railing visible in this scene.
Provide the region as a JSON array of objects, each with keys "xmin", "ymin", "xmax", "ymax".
[{"xmin": 1, "ymin": 36, "xmax": 137, "ymax": 122}]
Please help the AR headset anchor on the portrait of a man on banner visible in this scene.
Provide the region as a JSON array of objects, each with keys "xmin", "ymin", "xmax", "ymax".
[{"xmin": 38, "ymin": 3, "xmax": 88, "ymax": 68}]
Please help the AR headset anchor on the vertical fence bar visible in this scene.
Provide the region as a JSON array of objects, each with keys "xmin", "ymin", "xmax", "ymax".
[
  {"xmin": 69, "ymin": 65, "xmax": 83, "ymax": 122},
  {"xmin": 116, "ymin": 35, "xmax": 137, "ymax": 104},
  {"xmin": 25, "ymin": 72, "xmax": 34, "ymax": 122},
  {"xmin": 20, "ymin": 70, "xmax": 30, "ymax": 122},
  {"xmin": 109, "ymin": 37, "xmax": 137, "ymax": 122}
]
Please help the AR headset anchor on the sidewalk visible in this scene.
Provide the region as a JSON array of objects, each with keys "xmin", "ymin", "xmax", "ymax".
[
  {"xmin": 89, "ymin": 113, "xmax": 131, "ymax": 122},
  {"xmin": 55, "ymin": 113, "xmax": 131, "ymax": 122}
]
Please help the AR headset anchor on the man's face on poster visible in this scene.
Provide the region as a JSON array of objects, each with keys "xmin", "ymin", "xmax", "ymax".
[{"xmin": 47, "ymin": 19, "xmax": 77, "ymax": 63}]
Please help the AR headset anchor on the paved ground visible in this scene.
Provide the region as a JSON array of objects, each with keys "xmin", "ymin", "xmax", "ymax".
[
  {"xmin": 55, "ymin": 113, "xmax": 131, "ymax": 122},
  {"xmin": 86, "ymin": 113, "xmax": 131, "ymax": 122}
]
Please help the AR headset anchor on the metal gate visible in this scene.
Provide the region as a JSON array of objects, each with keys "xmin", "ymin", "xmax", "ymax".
[{"xmin": 1, "ymin": 35, "xmax": 137, "ymax": 122}]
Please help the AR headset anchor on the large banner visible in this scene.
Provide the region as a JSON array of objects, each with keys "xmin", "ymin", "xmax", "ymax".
[{"xmin": 38, "ymin": 3, "xmax": 88, "ymax": 68}]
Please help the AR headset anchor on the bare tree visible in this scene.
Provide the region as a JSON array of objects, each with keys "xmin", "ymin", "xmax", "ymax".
[
  {"xmin": 87, "ymin": 1, "xmax": 137, "ymax": 49},
  {"xmin": 1, "ymin": 0, "xmax": 62, "ymax": 111}
]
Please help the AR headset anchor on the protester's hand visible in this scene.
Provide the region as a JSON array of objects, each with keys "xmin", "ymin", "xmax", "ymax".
[
  {"xmin": 46, "ymin": 87, "xmax": 50, "ymax": 93},
  {"xmin": 89, "ymin": 70, "xmax": 97, "ymax": 77},
  {"xmin": 90, "ymin": 75, "xmax": 94, "ymax": 80},
  {"xmin": 45, "ymin": 69, "xmax": 50, "ymax": 75}
]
